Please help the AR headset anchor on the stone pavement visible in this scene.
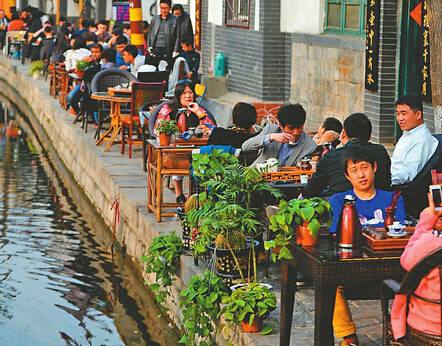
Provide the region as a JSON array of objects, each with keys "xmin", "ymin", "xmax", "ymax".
[{"xmin": 1, "ymin": 55, "xmax": 386, "ymax": 346}]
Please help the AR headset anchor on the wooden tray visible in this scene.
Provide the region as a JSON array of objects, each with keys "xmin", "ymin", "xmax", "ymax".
[
  {"xmin": 174, "ymin": 137, "xmax": 208, "ymax": 146},
  {"xmin": 262, "ymin": 168, "xmax": 315, "ymax": 182},
  {"xmin": 363, "ymin": 227, "xmax": 414, "ymax": 250}
]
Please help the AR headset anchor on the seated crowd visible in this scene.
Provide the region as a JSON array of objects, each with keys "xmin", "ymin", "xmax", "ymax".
[{"xmin": 6, "ymin": 3, "xmax": 442, "ymax": 345}]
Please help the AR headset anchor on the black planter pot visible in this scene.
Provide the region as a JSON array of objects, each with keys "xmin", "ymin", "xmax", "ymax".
[
  {"xmin": 175, "ymin": 207, "xmax": 193, "ymax": 252},
  {"xmin": 207, "ymin": 240, "xmax": 259, "ymax": 286}
]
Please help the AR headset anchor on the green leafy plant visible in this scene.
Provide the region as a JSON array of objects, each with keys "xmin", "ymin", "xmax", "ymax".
[
  {"xmin": 186, "ymin": 154, "xmax": 282, "ymax": 281},
  {"xmin": 140, "ymin": 231, "xmax": 183, "ymax": 312},
  {"xmin": 179, "ymin": 270, "xmax": 229, "ymax": 346},
  {"xmin": 219, "ymin": 282, "xmax": 277, "ymax": 343},
  {"xmin": 156, "ymin": 119, "xmax": 179, "ymax": 136},
  {"xmin": 29, "ymin": 60, "xmax": 44, "ymax": 75},
  {"xmin": 265, "ymin": 197, "xmax": 332, "ymax": 260},
  {"xmin": 75, "ymin": 59, "xmax": 90, "ymax": 70}
]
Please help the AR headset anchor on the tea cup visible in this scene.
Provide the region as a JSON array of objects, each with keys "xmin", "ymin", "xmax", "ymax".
[
  {"xmin": 300, "ymin": 175, "xmax": 309, "ymax": 184},
  {"xmin": 388, "ymin": 223, "xmax": 406, "ymax": 234}
]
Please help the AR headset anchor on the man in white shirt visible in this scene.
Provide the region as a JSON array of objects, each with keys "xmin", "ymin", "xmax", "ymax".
[
  {"xmin": 122, "ymin": 45, "xmax": 145, "ymax": 76},
  {"xmin": 391, "ymin": 94, "xmax": 438, "ymax": 185}
]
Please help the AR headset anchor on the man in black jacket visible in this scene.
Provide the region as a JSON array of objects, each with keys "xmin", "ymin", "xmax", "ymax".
[
  {"xmin": 302, "ymin": 113, "xmax": 391, "ymax": 197},
  {"xmin": 146, "ymin": 0, "xmax": 180, "ymax": 69}
]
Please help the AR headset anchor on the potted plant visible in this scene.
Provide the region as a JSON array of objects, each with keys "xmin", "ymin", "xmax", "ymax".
[
  {"xmin": 29, "ymin": 60, "xmax": 44, "ymax": 79},
  {"xmin": 219, "ymin": 281, "xmax": 277, "ymax": 337},
  {"xmin": 156, "ymin": 119, "xmax": 179, "ymax": 146},
  {"xmin": 179, "ymin": 270, "xmax": 229, "ymax": 346},
  {"xmin": 75, "ymin": 59, "xmax": 89, "ymax": 78},
  {"xmin": 140, "ymin": 231, "xmax": 183, "ymax": 312},
  {"xmin": 266, "ymin": 197, "xmax": 332, "ymax": 258}
]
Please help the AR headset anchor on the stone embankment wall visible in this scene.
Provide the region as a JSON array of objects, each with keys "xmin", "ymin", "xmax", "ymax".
[{"xmin": 0, "ymin": 57, "xmax": 212, "ymax": 343}]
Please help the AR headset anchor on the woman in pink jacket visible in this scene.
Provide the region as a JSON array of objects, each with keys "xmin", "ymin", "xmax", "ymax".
[{"xmin": 391, "ymin": 193, "xmax": 442, "ymax": 340}]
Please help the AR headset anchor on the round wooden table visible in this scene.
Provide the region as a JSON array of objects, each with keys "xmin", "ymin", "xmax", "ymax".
[{"xmin": 91, "ymin": 92, "xmax": 131, "ymax": 152}]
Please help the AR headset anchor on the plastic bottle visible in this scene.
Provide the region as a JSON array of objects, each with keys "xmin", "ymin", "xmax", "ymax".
[{"xmin": 208, "ymin": 60, "xmax": 214, "ymax": 76}]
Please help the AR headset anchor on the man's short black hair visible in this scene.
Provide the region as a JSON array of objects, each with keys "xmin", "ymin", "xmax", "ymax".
[
  {"xmin": 160, "ymin": 0, "xmax": 172, "ymax": 6},
  {"xmin": 115, "ymin": 35, "xmax": 128, "ymax": 45},
  {"xmin": 81, "ymin": 19, "xmax": 91, "ymax": 28},
  {"xmin": 90, "ymin": 43, "xmax": 103, "ymax": 52},
  {"xmin": 181, "ymin": 36, "xmax": 193, "ymax": 47},
  {"xmin": 82, "ymin": 31, "xmax": 97, "ymax": 43},
  {"xmin": 395, "ymin": 94, "xmax": 423, "ymax": 113},
  {"xmin": 98, "ymin": 19, "xmax": 109, "ymax": 27},
  {"xmin": 341, "ymin": 145, "xmax": 376, "ymax": 175},
  {"xmin": 232, "ymin": 102, "xmax": 257, "ymax": 129},
  {"xmin": 322, "ymin": 117, "xmax": 343, "ymax": 134},
  {"xmin": 59, "ymin": 16, "xmax": 67, "ymax": 23},
  {"xmin": 44, "ymin": 26, "xmax": 53, "ymax": 33},
  {"xmin": 102, "ymin": 48, "xmax": 116, "ymax": 63},
  {"xmin": 172, "ymin": 4, "xmax": 184, "ymax": 12},
  {"xmin": 278, "ymin": 103, "xmax": 306, "ymax": 128},
  {"xmin": 343, "ymin": 113, "xmax": 372, "ymax": 142},
  {"xmin": 112, "ymin": 27, "xmax": 122, "ymax": 36},
  {"xmin": 123, "ymin": 45, "xmax": 138, "ymax": 58}
]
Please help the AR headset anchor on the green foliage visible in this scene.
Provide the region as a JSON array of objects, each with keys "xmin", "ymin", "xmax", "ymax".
[
  {"xmin": 156, "ymin": 119, "xmax": 179, "ymax": 135},
  {"xmin": 178, "ymin": 270, "xmax": 229, "ymax": 346},
  {"xmin": 265, "ymin": 197, "xmax": 332, "ymax": 261},
  {"xmin": 29, "ymin": 60, "xmax": 44, "ymax": 74},
  {"xmin": 186, "ymin": 151, "xmax": 283, "ymax": 282},
  {"xmin": 75, "ymin": 59, "xmax": 90, "ymax": 70},
  {"xmin": 140, "ymin": 231, "xmax": 183, "ymax": 312},
  {"xmin": 219, "ymin": 282, "xmax": 277, "ymax": 343},
  {"xmin": 191, "ymin": 149, "xmax": 239, "ymax": 183}
]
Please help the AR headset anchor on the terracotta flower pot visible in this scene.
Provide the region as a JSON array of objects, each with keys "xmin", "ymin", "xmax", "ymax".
[
  {"xmin": 295, "ymin": 222, "xmax": 318, "ymax": 246},
  {"xmin": 75, "ymin": 69, "xmax": 85, "ymax": 78},
  {"xmin": 241, "ymin": 315, "xmax": 263, "ymax": 333},
  {"xmin": 158, "ymin": 133, "xmax": 171, "ymax": 147}
]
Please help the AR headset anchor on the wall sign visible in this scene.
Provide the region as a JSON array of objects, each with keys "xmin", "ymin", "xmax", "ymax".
[{"xmin": 365, "ymin": 0, "xmax": 381, "ymax": 91}]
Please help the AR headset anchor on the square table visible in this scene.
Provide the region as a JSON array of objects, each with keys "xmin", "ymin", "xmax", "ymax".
[
  {"xmin": 146, "ymin": 139, "xmax": 199, "ymax": 222},
  {"xmin": 280, "ymin": 234, "xmax": 406, "ymax": 346}
]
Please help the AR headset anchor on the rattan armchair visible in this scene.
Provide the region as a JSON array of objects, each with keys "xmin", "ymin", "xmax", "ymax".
[
  {"xmin": 380, "ymin": 246, "xmax": 442, "ymax": 346},
  {"xmin": 90, "ymin": 68, "xmax": 138, "ymax": 139}
]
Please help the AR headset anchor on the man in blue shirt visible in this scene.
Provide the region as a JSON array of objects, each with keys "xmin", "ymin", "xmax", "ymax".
[{"xmin": 328, "ymin": 145, "xmax": 406, "ymax": 346}]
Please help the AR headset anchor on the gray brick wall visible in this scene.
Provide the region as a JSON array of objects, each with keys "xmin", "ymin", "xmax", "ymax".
[
  {"xmin": 96, "ymin": 2, "xmax": 107, "ymax": 21},
  {"xmin": 201, "ymin": 0, "xmax": 289, "ymax": 101},
  {"xmin": 364, "ymin": 0, "xmax": 398, "ymax": 145},
  {"xmin": 364, "ymin": 0, "xmax": 434, "ymax": 144}
]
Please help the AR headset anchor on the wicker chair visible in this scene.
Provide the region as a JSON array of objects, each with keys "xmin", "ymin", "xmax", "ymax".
[
  {"xmin": 380, "ymin": 246, "xmax": 442, "ymax": 346},
  {"xmin": 90, "ymin": 68, "xmax": 138, "ymax": 139},
  {"xmin": 121, "ymin": 81, "xmax": 166, "ymax": 158}
]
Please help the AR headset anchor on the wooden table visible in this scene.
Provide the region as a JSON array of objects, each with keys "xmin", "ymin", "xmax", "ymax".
[
  {"xmin": 280, "ymin": 235, "xmax": 406, "ymax": 346},
  {"xmin": 91, "ymin": 92, "xmax": 131, "ymax": 152},
  {"xmin": 147, "ymin": 139, "xmax": 197, "ymax": 222},
  {"xmin": 107, "ymin": 86, "xmax": 132, "ymax": 97}
]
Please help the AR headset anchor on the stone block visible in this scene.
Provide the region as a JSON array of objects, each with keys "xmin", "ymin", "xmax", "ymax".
[{"xmin": 201, "ymin": 75, "xmax": 229, "ymax": 98}]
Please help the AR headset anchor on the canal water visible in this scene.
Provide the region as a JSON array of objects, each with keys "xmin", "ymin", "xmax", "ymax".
[{"xmin": 0, "ymin": 100, "xmax": 179, "ymax": 346}]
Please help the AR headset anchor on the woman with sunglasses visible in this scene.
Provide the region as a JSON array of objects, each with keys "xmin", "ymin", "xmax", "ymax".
[{"xmin": 150, "ymin": 79, "xmax": 217, "ymax": 204}]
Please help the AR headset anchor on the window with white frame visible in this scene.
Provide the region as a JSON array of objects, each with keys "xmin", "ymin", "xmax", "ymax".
[
  {"xmin": 225, "ymin": 0, "xmax": 250, "ymax": 28},
  {"xmin": 325, "ymin": 0, "xmax": 367, "ymax": 36}
]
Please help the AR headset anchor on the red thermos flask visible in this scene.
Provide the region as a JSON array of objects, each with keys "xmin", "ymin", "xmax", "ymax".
[{"xmin": 336, "ymin": 195, "xmax": 362, "ymax": 248}]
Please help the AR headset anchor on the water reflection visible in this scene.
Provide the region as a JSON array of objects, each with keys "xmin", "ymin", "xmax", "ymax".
[{"xmin": 0, "ymin": 101, "xmax": 179, "ymax": 345}]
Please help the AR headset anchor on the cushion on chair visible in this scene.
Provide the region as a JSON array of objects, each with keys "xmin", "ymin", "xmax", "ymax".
[{"xmin": 163, "ymin": 153, "xmax": 190, "ymax": 169}]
